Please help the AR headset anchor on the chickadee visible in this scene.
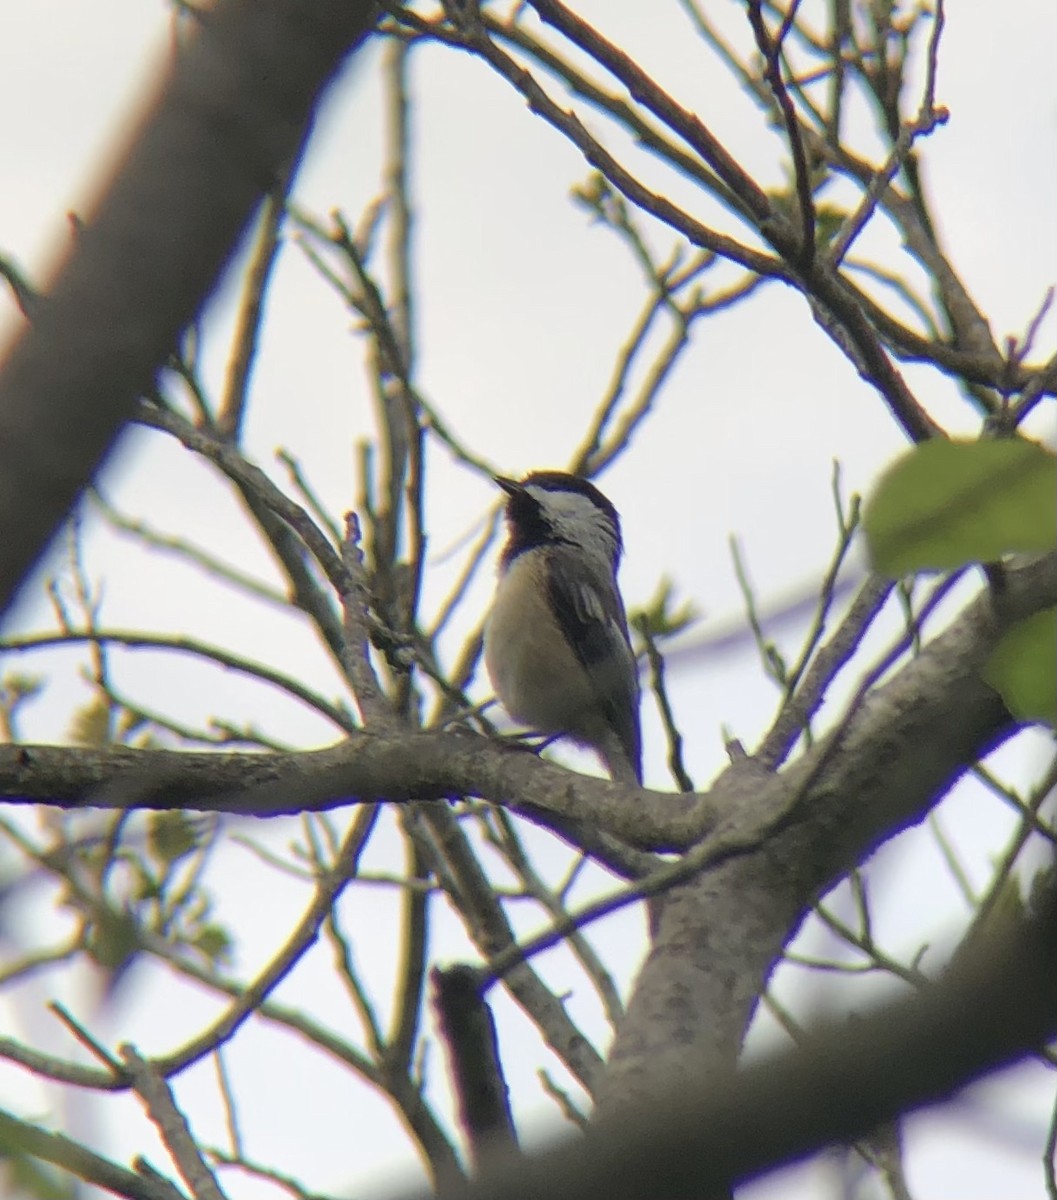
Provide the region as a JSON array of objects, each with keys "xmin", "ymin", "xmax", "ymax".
[{"xmin": 484, "ymin": 471, "xmax": 642, "ymax": 784}]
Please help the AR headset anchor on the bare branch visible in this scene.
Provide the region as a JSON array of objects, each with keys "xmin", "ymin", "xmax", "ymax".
[
  {"xmin": 432, "ymin": 964, "xmax": 518, "ymax": 1169},
  {"xmin": 0, "ymin": 628, "xmax": 356, "ymax": 733},
  {"xmin": 340, "ymin": 514, "xmax": 398, "ymax": 727},
  {"xmin": 0, "ymin": 1106, "xmax": 187, "ymax": 1200},
  {"xmin": 123, "ymin": 1044, "xmax": 228, "ymax": 1200},
  {"xmin": 386, "ymin": 887, "xmax": 1057, "ymax": 1200},
  {"xmin": 746, "ymin": 0, "xmax": 815, "ymax": 264},
  {"xmin": 0, "ymin": 0, "xmax": 376, "ymax": 614}
]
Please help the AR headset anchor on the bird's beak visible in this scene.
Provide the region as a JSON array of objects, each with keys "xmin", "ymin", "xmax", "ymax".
[{"xmin": 494, "ymin": 475, "xmax": 522, "ymax": 497}]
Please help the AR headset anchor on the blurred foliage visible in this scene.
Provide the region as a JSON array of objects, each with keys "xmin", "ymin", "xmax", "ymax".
[
  {"xmin": 984, "ymin": 608, "xmax": 1057, "ymax": 726},
  {"xmin": 863, "ymin": 437, "xmax": 1056, "ymax": 727},
  {"xmin": 0, "ymin": 1152, "xmax": 72, "ymax": 1200},
  {"xmin": 147, "ymin": 810, "xmax": 202, "ymax": 866},
  {"xmin": 630, "ymin": 578, "xmax": 698, "ymax": 641},
  {"xmin": 863, "ymin": 438, "xmax": 1056, "ymax": 575}
]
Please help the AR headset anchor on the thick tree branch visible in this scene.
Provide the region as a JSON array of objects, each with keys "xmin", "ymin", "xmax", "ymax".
[
  {"xmin": 2, "ymin": 556, "xmax": 1052, "ymax": 855},
  {"xmin": 385, "ymin": 886, "xmax": 1057, "ymax": 1200},
  {"xmin": 0, "ymin": 734, "xmax": 705, "ymax": 851},
  {"xmin": 596, "ymin": 553, "xmax": 1055, "ymax": 1115},
  {"xmin": 413, "ymin": 803, "xmax": 607, "ymax": 1094},
  {"xmin": 0, "ymin": 0, "xmax": 375, "ymax": 615},
  {"xmin": 432, "ymin": 964, "xmax": 518, "ymax": 1169}
]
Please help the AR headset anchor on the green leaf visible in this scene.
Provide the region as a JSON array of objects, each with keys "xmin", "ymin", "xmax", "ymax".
[
  {"xmin": 116, "ymin": 708, "xmax": 148, "ymax": 741},
  {"xmin": 128, "ymin": 861, "xmax": 163, "ymax": 902},
  {"xmin": 0, "ymin": 1154, "xmax": 72, "ymax": 1200},
  {"xmin": 147, "ymin": 810, "xmax": 202, "ymax": 866},
  {"xmin": 193, "ymin": 923, "xmax": 233, "ymax": 966},
  {"xmin": 86, "ymin": 910, "xmax": 140, "ymax": 973},
  {"xmin": 630, "ymin": 578, "xmax": 698, "ymax": 640},
  {"xmin": 67, "ymin": 694, "xmax": 112, "ymax": 746},
  {"xmin": 983, "ymin": 608, "xmax": 1057, "ymax": 726},
  {"xmin": 813, "ymin": 204, "xmax": 849, "ymax": 249},
  {"xmin": 0, "ymin": 672, "xmax": 43, "ymax": 701},
  {"xmin": 1027, "ymin": 862, "xmax": 1056, "ymax": 917},
  {"xmin": 862, "ymin": 438, "xmax": 1057, "ymax": 576}
]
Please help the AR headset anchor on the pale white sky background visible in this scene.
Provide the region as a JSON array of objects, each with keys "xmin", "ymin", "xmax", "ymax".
[{"xmin": 0, "ymin": 2, "xmax": 1055, "ymax": 1199}]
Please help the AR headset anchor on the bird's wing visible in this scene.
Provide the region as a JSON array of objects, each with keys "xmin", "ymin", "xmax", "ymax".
[{"xmin": 545, "ymin": 553, "xmax": 642, "ymax": 780}]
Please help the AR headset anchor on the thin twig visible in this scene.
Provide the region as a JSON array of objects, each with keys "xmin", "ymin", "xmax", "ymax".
[
  {"xmin": 389, "ymin": 825, "xmax": 432, "ymax": 1071},
  {"xmin": 746, "ymin": 0, "xmax": 815, "ymax": 265},
  {"xmin": 828, "ymin": 106, "xmax": 949, "ymax": 269},
  {"xmin": 928, "ymin": 811, "xmax": 977, "ymax": 909},
  {"xmin": 135, "ymin": 401, "xmax": 352, "ymax": 596},
  {"xmin": 276, "ymin": 450, "xmax": 343, "ymax": 546},
  {"xmin": 0, "ymin": 1108, "xmax": 186, "ymax": 1200},
  {"xmin": 0, "ymin": 628, "xmax": 356, "ymax": 733},
  {"xmin": 90, "ymin": 489, "xmax": 291, "ymax": 610},
  {"xmin": 639, "ymin": 627, "xmax": 694, "ymax": 792},
  {"xmin": 1045, "ymin": 1083, "xmax": 1057, "ymax": 1200},
  {"xmin": 214, "ymin": 1049, "xmax": 244, "ymax": 1160},
  {"xmin": 146, "ymin": 809, "xmax": 380, "ymax": 1080},
  {"xmin": 48, "ymin": 1001, "xmax": 123, "ymax": 1074},
  {"xmin": 340, "ymin": 513, "xmax": 396, "ymax": 726},
  {"xmin": 757, "ymin": 573, "xmax": 893, "ymax": 771},
  {"xmin": 524, "ymin": 0, "xmax": 774, "ymax": 222},
  {"xmin": 482, "ymin": 807, "xmax": 626, "ymax": 1026},
  {"xmin": 0, "ymin": 937, "xmax": 79, "ymax": 987},
  {"xmin": 1009, "ymin": 350, "xmax": 1057, "ymax": 429},
  {"xmin": 964, "ymin": 755, "xmax": 1057, "ymax": 940},
  {"xmin": 123, "ymin": 1044, "xmax": 228, "ymax": 1200},
  {"xmin": 538, "ymin": 1069, "xmax": 588, "ymax": 1129},
  {"xmin": 216, "ymin": 119, "xmax": 313, "ymax": 442},
  {"xmin": 413, "ymin": 803, "xmax": 605, "ymax": 1095}
]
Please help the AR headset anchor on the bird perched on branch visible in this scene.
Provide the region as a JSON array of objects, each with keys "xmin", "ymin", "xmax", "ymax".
[{"xmin": 485, "ymin": 471, "xmax": 641, "ymax": 785}]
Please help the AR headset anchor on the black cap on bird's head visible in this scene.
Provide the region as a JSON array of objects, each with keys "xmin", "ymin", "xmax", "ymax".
[{"xmin": 495, "ymin": 472, "xmax": 623, "ymax": 567}]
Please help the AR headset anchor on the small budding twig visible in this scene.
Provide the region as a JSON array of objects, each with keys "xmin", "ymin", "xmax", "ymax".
[
  {"xmin": 122, "ymin": 1044, "xmax": 228, "ymax": 1200},
  {"xmin": 340, "ymin": 512, "xmax": 398, "ymax": 728}
]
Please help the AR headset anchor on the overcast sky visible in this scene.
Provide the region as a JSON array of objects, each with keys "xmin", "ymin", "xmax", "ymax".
[{"xmin": 1, "ymin": 3, "xmax": 1055, "ymax": 1198}]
